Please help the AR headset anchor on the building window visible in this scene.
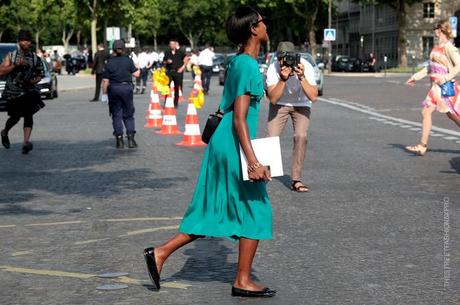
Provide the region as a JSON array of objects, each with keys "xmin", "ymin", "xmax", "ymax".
[
  {"xmin": 423, "ymin": 37, "xmax": 434, "ymax": 58},
  {"xmin": 423, "ymin": 3, "xmax": 435, "ymax": 18}
]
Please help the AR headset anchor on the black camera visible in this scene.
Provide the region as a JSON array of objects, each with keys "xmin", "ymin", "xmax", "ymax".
[{"xmin": 278, "ymin": 52, "xmax": 301, "ymax": 68}]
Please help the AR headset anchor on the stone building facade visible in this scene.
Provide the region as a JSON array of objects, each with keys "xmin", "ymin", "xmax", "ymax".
[{"xmin": 333, "ymin": 0, "xmax": 460, "ymax": 68}]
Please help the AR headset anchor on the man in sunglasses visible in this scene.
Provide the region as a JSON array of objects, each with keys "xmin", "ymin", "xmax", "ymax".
[{"xmin": 265, "ymin": 41, "xmax": 318, "ymax": 192}]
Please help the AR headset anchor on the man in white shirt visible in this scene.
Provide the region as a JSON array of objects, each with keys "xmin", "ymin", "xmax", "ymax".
[
  {"xmin": 190, "ymin": 49, "xmax": 199, "ymax": 80},
  {"xmin": 149, "ymin": 50, "xmax": 159, "ymax": 70},
  {"xmin": 136, "ymin": 48, "xmax": 151, "ymax": 94},
  {"xmin": 198, "ymin": 45, "xmax": 215, "ymax": 95},
  {"xmin": 266, "ymin": 41, "xmax": 318, "ymax": 192}
]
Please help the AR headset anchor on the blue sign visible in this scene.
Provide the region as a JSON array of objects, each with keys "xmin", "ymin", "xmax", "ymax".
[
  {"xmin": 450, "ymin": 16, "xmax": 458, "ymax": 38},
  {"xmin": 324, "ymin": 29, "xmax": 336, "ymax": 41},
  {"xmin": 450, "ymin": 16, "xmax": 457, "ymax": 28}
]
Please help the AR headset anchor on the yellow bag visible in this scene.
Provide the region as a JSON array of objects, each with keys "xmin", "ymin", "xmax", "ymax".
[{"xmin": 194, "ymin": 90, "xmax": 205, "ymax": 109}]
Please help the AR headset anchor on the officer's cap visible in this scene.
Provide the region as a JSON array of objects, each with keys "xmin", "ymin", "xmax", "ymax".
[{"xmin": 112, "ymin": 40, "xmax": 126, "ymax": 51}]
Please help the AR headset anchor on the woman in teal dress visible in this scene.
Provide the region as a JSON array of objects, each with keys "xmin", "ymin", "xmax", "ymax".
[{"xmin": 143, "ymin": 6, "xmax": 275, "ymax": 298}]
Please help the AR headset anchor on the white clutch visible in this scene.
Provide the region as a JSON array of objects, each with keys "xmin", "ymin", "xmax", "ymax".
[{"xmin": 239, "ymin": 136, "xmax": 284, "ymax": 181}]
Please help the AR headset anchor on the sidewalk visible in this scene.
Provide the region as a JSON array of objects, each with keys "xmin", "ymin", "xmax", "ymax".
[{"xmin": 57, "ymin": 73, "xmax": 95, "ymax": 92}]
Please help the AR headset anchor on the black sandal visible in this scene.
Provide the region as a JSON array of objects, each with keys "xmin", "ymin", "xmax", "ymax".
[
  {"xmin": 1, "ymin": 130, "xmax": 10, "ymax": 149},
  {"xmin": 291, "ymin": 181, "xmax": 310, "ymax": 192}
]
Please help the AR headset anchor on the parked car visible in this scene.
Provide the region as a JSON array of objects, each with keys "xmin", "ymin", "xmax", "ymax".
[
  {"xmin": 218, "ymin": 53, "xmax": 236, "ymax": 85},
  {"xmin": 37, "ymin": 61, "xmax": 58, "ymax": 99},
  {"xmin": 0, "ymin": 43, "xmax": 18, "ymax": 111},
  {"xmin": 63, "ymin": 54, "xmax": 87, "ymax": 75},
  {"xmin": 0, "ymin": 44, "xmax": 57, "ymax": 103},
  {"xmin": 332, "ymin": 55, "xmax": 351, "ymax": 72},
  {"xmin": 212, "ymin": 53, "xmax": 225, "ymax": 73},
  {"xmin": 266, "ymin": 51, "xmax": 324, "ymax": 96}
]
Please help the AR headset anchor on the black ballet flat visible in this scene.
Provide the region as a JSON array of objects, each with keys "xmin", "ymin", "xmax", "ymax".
[
  {"xmin": 1, "ymin": 130, "xmax": 10, "ymax": 149},
  {"xmin": 143, "ymin": 247, "xmax": 160, "ymax": 290},
  {"xmin": 231, "ymin": 286, "xmax": 276, "ymax": 297},
  {"xmin": 21, "ymin": 142, "xmax": 33, "ymax": 154}
]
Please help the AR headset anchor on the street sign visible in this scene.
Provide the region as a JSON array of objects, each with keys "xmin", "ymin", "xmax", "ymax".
[
  {"xmin": 324, "ymin": 28, "xmax": 336, "ymax": 41},
  {"xmin": 106, "ymin": 27, "xmax": 120, "ymax": 41},
  {"xmin": 449, "ymin": 16, "xmax": 457, "ymax": 38}
]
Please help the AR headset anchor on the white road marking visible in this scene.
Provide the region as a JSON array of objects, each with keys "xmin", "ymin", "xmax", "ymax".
[{"xmin": 319, "ymin": 97, "xmax": 460, "ymax": 141}]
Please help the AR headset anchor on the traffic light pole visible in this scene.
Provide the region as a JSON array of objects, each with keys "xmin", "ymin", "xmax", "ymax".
[{"xmin": 328, "ymin": 0, "xmax": 332, "ymax": 74}]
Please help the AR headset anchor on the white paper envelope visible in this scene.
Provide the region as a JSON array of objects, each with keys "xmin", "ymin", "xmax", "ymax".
[{"xmin": 240, "ymin": 136, "xmax": 284, "ymax": 181}]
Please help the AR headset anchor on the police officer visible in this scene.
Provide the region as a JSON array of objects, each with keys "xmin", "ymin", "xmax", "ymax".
[{"xmin": 101, "ymin": 40, "xmax": 140, "ymax": 149}]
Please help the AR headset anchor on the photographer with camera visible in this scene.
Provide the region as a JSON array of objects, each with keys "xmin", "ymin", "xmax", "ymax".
[{"xmin": 266, "ymin": 41, "xmax": 318, "ymax": 192}]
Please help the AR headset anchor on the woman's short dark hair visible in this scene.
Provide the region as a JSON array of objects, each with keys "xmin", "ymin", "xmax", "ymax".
[
  {"xmin": 226, "ymin": 6, "xmax": 260, "ymax": 45},
  {"xmin": 17, "ymin": 29, "xmax": 32, "ymax": 42}
]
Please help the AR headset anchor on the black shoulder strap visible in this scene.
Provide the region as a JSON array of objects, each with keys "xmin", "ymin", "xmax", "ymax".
[{"xmin": 11, "ymin": 50, "xmax": 18, "ymax": 64}]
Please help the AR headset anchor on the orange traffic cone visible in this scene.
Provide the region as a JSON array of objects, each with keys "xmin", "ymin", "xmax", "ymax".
[
  {"xmin": 192, "ymin": 74, "xmax": 203, "ymax": 96},
  {"xmin": 176, "ymin": 97, "xmax": 206, "ymax": 146},
  {"xmin": 144, "ymin": 87, "xmax": 162, "ymax": 129},
  {"xmin": 156, "ymin": 92, "xmax": 182, "ymax": 135},
  {"xmin": 178, "ymin": 86, "xmax": 185, "ymax": 103}
]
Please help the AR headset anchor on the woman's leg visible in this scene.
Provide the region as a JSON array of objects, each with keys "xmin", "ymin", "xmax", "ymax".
[
  {"xmin": 420, "ymin": 105, "xmax": 436, "ymax": 145},
  {"xmin": 23, "ymin": 115, "xmax": 33, "ymax": 143},
  {"xmin": 154, "ymin": 233, "xmax": 200, "ymax": 274},
  {"xmin": 233, "ymin": 238, "xmax": 265, "ymax": 291},
  {"xmin": 3, "ymin": 115, "xmax": 21, "ymax": 134},
  {"xmin": 446, "ymin": 112, "xmax": 460, "ymax": 128}
]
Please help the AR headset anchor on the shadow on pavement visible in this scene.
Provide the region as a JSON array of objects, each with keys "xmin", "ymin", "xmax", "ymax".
[
  {"xmin": 166, "ymin": 238, "xmax": 259, "ymax": 285},
  {"xmin": 273, "ymin": 175, "xmax": 292, "ymax": 190},
  {"xmin": 448, "ymin": 157, "xmax": 460, "ymax": 174},
  {"xmin": 388, "ymin": 143, "xmax": 460, "ymax": 155},
  {"xmin": 0, "ymin": 139, "xmax": 187, "ymax": 214}
]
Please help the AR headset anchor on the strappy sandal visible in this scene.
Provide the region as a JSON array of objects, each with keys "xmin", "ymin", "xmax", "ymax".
[
  {"xmin": 291, "ymin": 181, "xmax": 310, "ymax": 192},
  {"xmin": 405, "ymin": 143, "xmax": 428, "ymax": 156}
]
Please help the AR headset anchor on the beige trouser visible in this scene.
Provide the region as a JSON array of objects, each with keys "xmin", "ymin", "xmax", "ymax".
[{"xmin": 267, "ymin": 104, "xmax": 311, "ymax": 181}]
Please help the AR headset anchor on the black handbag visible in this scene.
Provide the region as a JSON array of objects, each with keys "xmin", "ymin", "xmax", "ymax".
[{"xmin": 201, "ymin": 109, "xmax": 223, "ymax": 144}]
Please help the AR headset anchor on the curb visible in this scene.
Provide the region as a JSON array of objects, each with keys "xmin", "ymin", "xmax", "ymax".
[{"xmin": 59, "ymin": 86, "xmax": 94, "ymax": 93}]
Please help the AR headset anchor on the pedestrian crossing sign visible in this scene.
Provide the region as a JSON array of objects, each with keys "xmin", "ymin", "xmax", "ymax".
[
  {"xmin": 449, "ymin": 16, "xmax": 457, "ymax": 38},
  {"xmin": 324, "ymin": 28, "xmax": 336, "ymax": 41}
]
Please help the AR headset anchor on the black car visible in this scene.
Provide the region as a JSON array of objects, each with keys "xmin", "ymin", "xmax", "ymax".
[
  {"xmin": 218, "ymin": 53, "xmax": 236, "ymax": 85},
  {"xmin": 347, "ymin": 58, "xmax": 370, "ymax": 72},
  {"xmin": 212, "ymin": 54, "xmax": 225, "ymax": 74},
  {"xmin": 37, "ymin": 61, "xmax": 58, "ymax": 99},
  {"xmin": 0, "ymin": 43, "xmax": 18, "ymax": 111},
  {"xmin": 63, "ymin": 54, "xmax": 87, "ymax": 75},
  {"xmin": 332, "ymin": 56, "xmax": 350, "ymax": 72},
  {"xmin": 0, "ymin": 43, "xmax": 57, "ymax": 102}
]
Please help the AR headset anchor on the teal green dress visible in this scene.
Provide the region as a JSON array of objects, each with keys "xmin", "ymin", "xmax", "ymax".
[{"xmin": 179, "ymin": 54, "xmax": 272, "ymax": 241}]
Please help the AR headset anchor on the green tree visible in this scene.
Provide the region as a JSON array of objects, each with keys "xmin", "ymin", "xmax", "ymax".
[
  {"xmin": 160, "ymin": 0, "xmax": 231, "ymax": 49},
  {"xmin": 131, "ymin": 0, "xmax": 162, "ymax": 49}
]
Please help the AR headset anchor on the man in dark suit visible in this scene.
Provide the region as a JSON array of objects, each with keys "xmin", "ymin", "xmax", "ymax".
[{"xmin": 90, "ymin": 44, "xmax": 110, "ymax": 102}]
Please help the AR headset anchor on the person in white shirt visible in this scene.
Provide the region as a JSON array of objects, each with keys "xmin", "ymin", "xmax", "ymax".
[
  {"xmin": 197, "ymin": 45, "xmax": 215, "ymax": 94},
  {"xmin": 190, "ymin": 49, "xmax": 199, "ymax": 80},
  {"xmin": 266, "ymin": 41, "xmax": 318, "ymax": 192},
  {"xmin": 136, "ymin": 48, "xmax": 151, "ymax": 94},
  {"xmin": 149, "ymin": 50, "xmax": 159, "ymax": 70}
]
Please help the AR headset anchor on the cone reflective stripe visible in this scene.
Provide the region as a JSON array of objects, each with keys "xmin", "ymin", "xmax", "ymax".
[
  {"xmin": 156, "ymin": 94, "xmax": 182, "ymax": 135},
  {"xmin": 144, "ymin": 88, "xmax": 162, "ymax": 129},
  {"xmin": 193, "ymin": 75, "xmax": 202, "ymax": 92},
  {"xmin": 176, "ymin": 99, "xmax": 206, "ymax": 146},
  {"xmin": 170, "ymin": 80, "xmax": 175, "ymax": 98},
  {"xmin": 178, "ymin": 86, "xmax": 185, "ymax": 103}
]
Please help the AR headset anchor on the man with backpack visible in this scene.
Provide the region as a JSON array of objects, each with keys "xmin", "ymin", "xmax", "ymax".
[{"xmin": 0, "ymin": 29, "xmax": 45, "ymax": 154}]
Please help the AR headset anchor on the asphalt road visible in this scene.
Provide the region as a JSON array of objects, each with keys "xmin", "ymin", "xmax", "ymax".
[{"xmin": 0, "ymin": 73, "xmax": 458, "ymax": 305}]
